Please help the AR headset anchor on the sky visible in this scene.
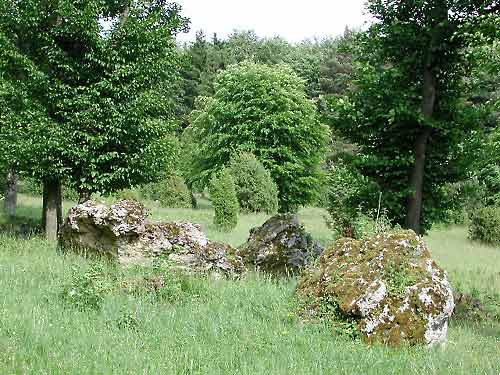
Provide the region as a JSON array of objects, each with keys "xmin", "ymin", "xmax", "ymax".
[{"xmin": 177, "ymin": 0, "xmax": 370, "ymax": 43}]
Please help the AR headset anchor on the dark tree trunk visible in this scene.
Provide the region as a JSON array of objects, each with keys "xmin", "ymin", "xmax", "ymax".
[
  {"xmin": 406, "ymin": 64, "xmax": 436, "ymax": 234},
  {"xmin": 406, "ymin": 127, "xmax": 432, "ymax": 233},
  {"xmin": 3, "ymin": 171, "xmax": 18, "ymax": 218},
  {"xmin": 42, "ymin": 178, "xmax": 62, "ymax": 241}
]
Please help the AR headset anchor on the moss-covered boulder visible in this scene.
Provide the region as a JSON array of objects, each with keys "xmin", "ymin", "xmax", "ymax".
[
  {"xmin": 59, "ymin": 200, "xmax": 244, "ymax": 276},
  {"xmin": 237, "ymin": 214, "xmax": 324, "ymax": 276},
  {"xmin": 296, "ymin": 230, "xmax": 454, "ymax": 346}
]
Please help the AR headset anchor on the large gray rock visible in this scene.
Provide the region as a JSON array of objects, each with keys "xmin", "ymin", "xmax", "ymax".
[
  {"xmin": 59, "ymin": 200, "xmax": 244, "ymax": 276},
  {"xmin": 237, "ymin": 214, "xmax": 324, "ymax": 276},
  {"xmin": 297, "ymin": 230, "xmax": 454, "ymax": 346}
]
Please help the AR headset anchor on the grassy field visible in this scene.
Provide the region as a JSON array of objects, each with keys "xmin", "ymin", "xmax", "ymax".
[{"xmin": 0, "ymin": 195, "xmax": 499, "ymax": 374}]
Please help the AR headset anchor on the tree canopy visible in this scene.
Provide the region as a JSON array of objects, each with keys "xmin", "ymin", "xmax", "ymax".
[
  {"xmin": 188, "ymin": 62, "xmax": 329, "ymax": 212},
  {"xmin": 327, "ymin": 0, "xmax": 500, "ymax": 232}
]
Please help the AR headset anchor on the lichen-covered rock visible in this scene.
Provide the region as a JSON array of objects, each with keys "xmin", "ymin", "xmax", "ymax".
[
  {"xmin": 237, "ymin": 214, "xmax": 324, "ymax": 276},
  {"xmin": 59, "ymin": 200, "xmax": 244, "ymax": 276},
  {"xmin": 296, "ymin": 230, "xmax": 454, "ymax": 346}
]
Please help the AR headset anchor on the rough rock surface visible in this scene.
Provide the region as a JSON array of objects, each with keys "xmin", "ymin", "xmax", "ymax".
[
  {"xmin": 237, "ymin": 214, "xmax": 324, "ymax": 276},
  {"xmin": 297, "ymin": 230, "xmax": 454, "ymax": 346},
  {"xmin": 59, "ymin": 200, "xmax": 244, "ymax": 276}
]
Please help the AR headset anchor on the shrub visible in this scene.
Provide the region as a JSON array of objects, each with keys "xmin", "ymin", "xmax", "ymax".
[
  {"xmin": 228, "ymin": 152, "xmax": 278, "ymax": 214},
  {"xmin": 111, "ymin": 188, "xmax": 142, "ymax": 202},
  {"xmin": 325, "ymin": 162, "xmax": 380, "ymax": 238},
  {"xmin": 468, "ymin": 206, "xmax": 500, "ymax": 245},
  {"xmin": 18, "ymin": 177, "xmax": 42, "ymax": 195},
  {"xmin": 441, "ymin": 179, "xmax": 487, "ymax": 225},
  {"xmin": 209, "ymin": 168, "xmax": 239, "ymax": 231},
  {"xmin": 141, "ymin": 173, "xmax": 192, "ymax": 208},
  {"xmin": 112, "ymin": 308, "xmax": 141, "ymax": 331},
  {"xmin": 60, "ymin": 263, "xmax": 110, "ymax": 311},
  {"xmin": 62, "ymin": 186, "xmax": 80, "ymax": 202}
]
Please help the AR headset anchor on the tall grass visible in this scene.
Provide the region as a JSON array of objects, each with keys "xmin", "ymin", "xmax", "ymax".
[{"xmin": 0, "ymin": 195, "xmax": 498, "ymax": 374}]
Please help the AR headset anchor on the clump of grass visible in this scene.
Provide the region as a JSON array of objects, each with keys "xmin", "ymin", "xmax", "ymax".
[
  {"xmin": 122, "ymin": 267, "xmax": 213, "ymax": 304},
  {"xmin": 60, "ymin": 262, "xmax": 113, "ymax": 311},
  {"xmin": 111, "ymin": 307, "xmax": 141, "ymax": 332},
  {"xmin": 384, "ymin": 262, "xmax": 418, "ymax": 297},
  {"xmin": 297, "ymin": 294, "xmax": 361, "ymax": 340}
]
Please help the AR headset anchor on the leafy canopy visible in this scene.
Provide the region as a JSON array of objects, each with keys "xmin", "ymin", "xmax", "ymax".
[
  {"xmin": 0, "ymin": 0, "xmax": 188, "ymax": 196},
  {"xmin": 188, "ymin": 61, "xmax": 329, "ymax": 212},
  {"xmin": 327, "ymin": 1, "xmax": 499, "ymax": 231}
]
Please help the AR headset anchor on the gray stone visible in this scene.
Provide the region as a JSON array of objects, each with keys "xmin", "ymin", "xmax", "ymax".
[
  {"xmin": 59, "ymin": 200, "xmax": 244, "ymax": 276},
  {"xmin": 237, "ymin": 214, "xmax": 324, "ymax": 276}
]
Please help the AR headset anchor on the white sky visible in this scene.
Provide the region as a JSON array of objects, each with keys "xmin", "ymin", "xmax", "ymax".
[{"xmin": 177, "ymin": 0, "xmax": 370, "ymax": 43}]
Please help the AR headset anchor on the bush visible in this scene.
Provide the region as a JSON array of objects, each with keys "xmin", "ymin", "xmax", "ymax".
[
  {"xmin": 18, "ymin": 177, "xmax": 42, "ymax": 196},
  {"xmin": 141, "ymin": 173, "xmax": 192, "ymax": 208},
  {"xmin": 209, "ymin": 168, "xmax": 239, "ymax": 231},
  {"xmin": 228, "ymin": 152, "xmax": 278, "ymax": 214},
  {"xmin": 468, "ymin": 206, "xmax": 500, "ymax": 245},
  {"xmin": 62, "ymin": 186, "xmax": 80, "ymax": 202},
  {"xmin": 60, "ymin": 263, "xmax": 111, "ymax": 311},
  {"xmin": 111, "ymin": 188, "xmax": 142, "ymax": 202},
  {"xmin": 325, "ymin": 162, "xmax": 380, "ymax": 238}
]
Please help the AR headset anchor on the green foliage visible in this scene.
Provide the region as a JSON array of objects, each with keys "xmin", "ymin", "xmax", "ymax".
[
  {"xmin": 325, "ymin": 162, "xmax": 380, "ymax": 238},
  {"xmin": 60, "ymin": 263, "xmax": 111, "ymax": 311},
  {"xmin": 189, "ymin": 62, "xmax": 329, "ymax": 212},
  {"xmin": 111, "ymin": 188, "xmax": 143, "ymax": 202},
  {"xmin": 299, "ymin": 295, "xmax": 361, "ymax": 340},
  {"xmin": 453, "ymin": 287, "xmax": 500, "ymax": 324},
  {"xmin": 468, "ymin": 206, "xmax": 500, "ymax": 245},
  {"xmin": 384, "ymin": 262, "xmax": 418, "ymax": 298},
  {"xmin": 209, "ymin": 168, "xmax": 239, "ymax": 231},
  {"xmin": 17, "ymin": 177, "xmax": 79, "ymax": 202},
  {"xmin": 327, "ymin": 1, "xmax": 499, "ymax": 232},
  {"xmin": 178, "ymin": 29, "xmax": 357, "ymax": 119},
  {"xmin": 440, "ymin": 179, "xmax": 486, "ymax": 225},
  {"xmin": 141, "ymin": 172, "xmax": 192, "ymax": 208},
  {"xmin": 0, "ymin": 1, "xmax": 187, "ymax": 198},
  {"xmin": 470, "ymin": 128, "xmax": 500, "ymax": 207},
  {"xmin": 228, "ymin": 152, "xmax": 278, "ymax": 214},
  {"xmin": 112, "ymin": 308, "xmax": 141, "ymax": 332}
]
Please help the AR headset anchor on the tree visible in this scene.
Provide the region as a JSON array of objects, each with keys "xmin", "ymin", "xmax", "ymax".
[
  {"xmin": 0, "ymin": 0, "xmax": 188, "ymax": 239},
  {"xmin": 329, "ymin": 0, "xmax": 500, "ymax": 233},
  {"xmin": 188, "ymin": 62, "xmax": 328, "ymax": 212}
]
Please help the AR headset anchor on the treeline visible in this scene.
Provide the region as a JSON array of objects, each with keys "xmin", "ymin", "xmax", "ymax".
[{"xmin": 175, "ymin": 29, "xmax": 355, "ymax": 121}]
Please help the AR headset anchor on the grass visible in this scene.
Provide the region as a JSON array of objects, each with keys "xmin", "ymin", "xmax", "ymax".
[{"xmin": 0, "ymin": 195, "xmax": 499, "ymax": 374}]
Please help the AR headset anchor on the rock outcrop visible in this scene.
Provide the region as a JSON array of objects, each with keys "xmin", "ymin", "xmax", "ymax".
[
  {"xmin": 59, "ymin": 200, "xmax": 244, "ymax": 276},
  {"xmin": 297, "ymin": 230, "xmax": 454, "ymax": 346},
  {"xmin": 237, "ymin": 214, "xmax": 324, "ymax": 276}
]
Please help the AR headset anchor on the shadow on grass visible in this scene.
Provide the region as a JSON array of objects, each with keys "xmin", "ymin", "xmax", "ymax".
[{"xmin": 0, "ymin": 214, "xmax": 42, "ymax": 238}]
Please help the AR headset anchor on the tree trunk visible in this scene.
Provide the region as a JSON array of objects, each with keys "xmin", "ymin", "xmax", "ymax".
[
  {"xmin": 406, "ymin": 127, "xmax": 432, "ymax": 233},
  {"xmin": 406, "ymin": 64, "xmax": 436, "ymax": 234},
  {"xmin": 43, "ymin": 178, "xmax": 62, "ymax": 241},
  {"xmin": 3, "ymin": 171, "xmax": 18, "ymax": 218}
]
